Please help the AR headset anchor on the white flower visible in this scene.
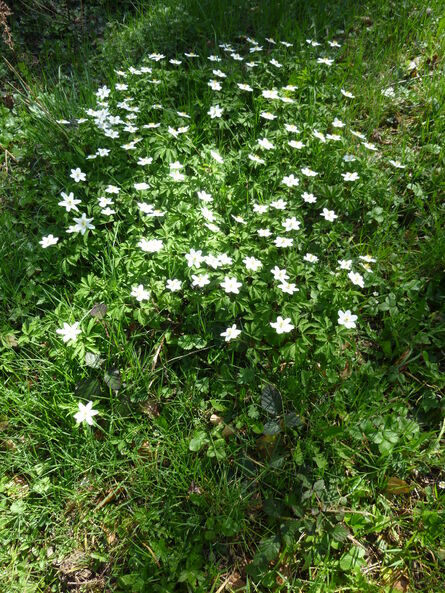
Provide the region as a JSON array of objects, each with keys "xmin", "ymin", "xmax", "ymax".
[
  {"xmin": 282, "ymin": 174, "xmax": 300, "ymax": 187},
  {"xmin": 243, "ymin": 256, "xmax": 262, "ymax": 271},
  {"xmin": 101, "ymin": 207, "xmax": 115, "ymax": 216},
  {"xmin": 329, "ymin": 40, "xmax": 341, "ymax": 48},
  {"xmin": 74, "ymin": 401, "xmax": 99, "ymax": 426},
  {"xmin": 253, "ymin": 203, "xmax": 268, "ymax": 214},
  {"xmin": 220, "ymin": 276, "xmax": 242, "ymax": 294},
  {"xmin": 201, "ymin": 207, "xmax": 215, "ymax": 222},
  {"xmin": 232, "ymin": 215, "xmax": 246, "ymax": 224},
  {"xmin": 212, "ymin": 69, "xmax": 226, "ymax": 78},
  {"xmin": 138, "ymin": 238, "xmax": 163, "ymax": 253},
  {"xmin": 270, "ymin": 316, "xmax": 294, "ymax": 334},
  {"xmin": 39, "ymin": 234, "xmax": 59, "ymax": 248},
  {"xmin": 208, "ymin": 80, "xmax": 222, "ymax": 91},
  {"xmin": 304, "ymin": 253, "xmax": 318, "ymax": 263},
  {"xmin": 302, "ymin": 192, "xmax": 317, "ymax": 203},
  {"xmin": 142, "ymin": 122, "xmax": 161, "ymax": 129},
  {"xmin": 237, "ymin": 83, "xmax": 253, "ymax": 92},
  {"xmin": 169, "ymin": 170, "xmax": 185, "ymax": 181},
  {"xmin": 389, "ymin": 160, "xmax": 406, "ymax": 169},
  {"xmin": 185, "ymin": 249, "xmax": 204, "ymax": 268},
  {"xmin": 362, "ymin": 142, "xmax": 378, "ymax": 151},
  {"xmin": 351, "ymin": 130, "xmax": 366, "ymax": 139},
  {"xmin": 359, "ymin": 255, "xmax": 376, "ymax": 263},
  {"xmin": 137, "ymin": 202, "xmax": 154, "ymax": 214},
  {"xmin": 313, "ymin": 130, "xmax": 326, "ymax": 143},
  {"xmin": 71, "ymin": 213, "xmax": 95, "ymax": 235},
  {"xmin": 262, "ymin": 89, "xmax": 279, "ymax": 99},
  {"xmin": 284, "ymin": 124, "xmax": 300, "ymax": 133},
  {"xmin": 282, "ymin": 217, "xmax": 301, "ymax": 231},
  {"xmin": 382, "ymin": 86, "xmax": 395, "ymax": 98},
  {"xmin": 169, "ymin": 161, "xmax": 183, "ymax": 170},
  {"xmin": 341, "ymin": 89, "xmax": 355, "ymax": 98},
  {"xmin": 317, "ymin": 57, "xmax": 334, "ymax": 66},
  {"xmin": 170, "ymin": 59, "xmax": 182, "ymax": 65},
  {"xmin": 271, "ymin": 266, "xmax": 289, "ymax": 282},
  {"xmin": 70, "ymin": 168, "xmax": 86, "ymax": 183},
  {"xmin": 192, "ymin": 274, "xmax": 210, "ymax": 287},
  {"xmin": 338, "ymin": 310, "xmax": 358, "ymax": 329},
  {"xmin": 301, "ymin": 167, "xmax": 318, "ymax": 177},
  {"xmin": 332, "ymin": 118, "xmax": 345, "ymax": 128},
  {"xmin": 288, "ymin": 140, "xmax": 305, "ymax": 149},
  {"xmin": 342, "ymin": 172, "xmax": 359, "ymax": 181},
  {"xmin": 98, "ymin": 196, "xmax": 113, "ymax": 208},
  {"xmin": 134, "ymin": 182, "xmax": 150, "ymax": 191},
  {"xmin": 257, "ymin": 228, "xmax": 272, "ymax": 237},
  {"xmin": 338, "ymin": 259, "xmax": 353, "ymax": 270},
  {"xmin": 321, "ymin": 208, "xmax": 338, "ymax": 222},
  {"xmin": 220, "ymin": 324, "xmax": 241, "ymax": 342},
  {"xmin": 348, "ymin": 271, "xmax": 364, "ymax": 288},
  {"xmin": 270, "ymin": 199, "xmax": 287, "ymax": 210},
  {"xmin": 96, "ymin": 85, "xmax": 110, "ymax": 100},
  {"xmin": 166, "ymin": 279, "xmax": 182, "ymax": 292},
  {"xmin": 260, "ymin": 111, "xmax": 277, "ymax": 120},
  {"xmin": 248, "ymin": 153, "xmax": 265, "ymax": 164},
  {"xmin": 210, "ymin": 150, "xmax": 224, "ymax": 163},
  {"xmin": 218, "ymin": 253, "xmax": 233, "ymax": 266},
  {"xmin": 56, "ymin": 322, "xmax": 81, "ymax": 343},
  {"xmin": 274, "ymin": 236, "xmax": 293, "ymax": 248},
  {"xmin": 197, "ymin": 190, "xmax": 213, "ymax": 203},
  {"xmin": 258, "ymin": 137, "xmax": 275, "ymax": 150},
  {"xmin": 138, "ymin": 157, "xmax": 153, "ymax": 166},
  {"xmin": 131, "ymin": 284, "xmax": 150, "ymax": 302},
  {"xmin": 269, "ymin": 59, "xmax": 282, "ymax": 68},
  {"xmin": 343, "ymin": 154, "xmax": 356, "ymax": 162},
  {"xmin": 278, "ymin": 281, "xmax": 299, "ymax": 294},
  {"xmin": 327, "ymin": 133, "xmax": 342, "ymax": 141},
  {"xmin": 97, "ymin": 148, "xmax": 110, "ymax": 157},
  {"xmin": 208, "ymin": 105, "xmax": 223, "ymax": 118},
  {"xmin": 202, "ymin": 255, "xmax": 219, "ymax": 270},
  {"xmin": 105, "ymin": 184, "xmax": 120, "ymax": 194},
  {"xmin": 58, "ymin": 191, "xmax": 81, "ymax": 212}
]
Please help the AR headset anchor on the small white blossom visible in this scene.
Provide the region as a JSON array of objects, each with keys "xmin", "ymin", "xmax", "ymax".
[
  {"xmin": 74, "ymin": 401, "xmax": 99, "ymax": 425},
  {"xmin": 338, "ymin": 310, "xmax": 358, "ymax": 329},
  {"xmin": 56, "ymin": 322, "xmax": 81, "ymax": 343},
  {"xmin": 270, "ymin": 316, "xmax": 294, "ymax": 334},
  {"xmin": 220, "ymin": 324, "xmax": 241, "ymax": 342}
]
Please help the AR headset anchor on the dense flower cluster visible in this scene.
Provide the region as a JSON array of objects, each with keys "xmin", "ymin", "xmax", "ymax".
[{"xmin": 43, "ymin": 34, "xmax": 407, "ymax": 365}]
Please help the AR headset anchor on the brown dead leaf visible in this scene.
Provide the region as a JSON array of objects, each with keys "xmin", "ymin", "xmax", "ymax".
[{"xmin": 385, "ymin": 477, "xmax": 411, "ymax": 495}]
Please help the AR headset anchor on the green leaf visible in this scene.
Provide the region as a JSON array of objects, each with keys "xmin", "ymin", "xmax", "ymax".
[
  {"xmin": 104, "ymin": 368, "xmax": 122, "ymax": 392},
  {"xmin": 189, "ymin": 431, "xmax": 208, "ymax": 452},
  {"xmin": 261, "ymin": 384, "xmax": 282, "ymax": 416},
  {"xmin": 177, "ymin": 334, "xmax": 207, "ymax": 350},
  {"xmin": 89, "ymin": 303, "xmax": 107, "ymax": 319}
]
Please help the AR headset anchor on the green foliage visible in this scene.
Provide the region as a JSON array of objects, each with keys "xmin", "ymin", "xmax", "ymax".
[{"xmin": 0, "ymin": 0, "xmax": 444, "ymax": 592}]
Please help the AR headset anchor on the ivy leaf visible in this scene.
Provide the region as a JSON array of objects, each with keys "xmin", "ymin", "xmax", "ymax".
[
  {"xmin": 177, "ymin": 334, "xmax": 207, "ymax": 350},
  {"xmin": 261, "ymin": 384, "xmax": 282, "ymax": 416},
  {"xmin": 104, "ymin": 368, "xmax": 122, "ymax": 392},
  {"xmin": 90, "ymin": 303, "xmax": 107, "ymax": 319}
]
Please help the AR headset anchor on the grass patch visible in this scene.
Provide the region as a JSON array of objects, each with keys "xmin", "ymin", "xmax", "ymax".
[{"xmin": 1, "ymin": 1, "xmax": 444, "ymax": 591}]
